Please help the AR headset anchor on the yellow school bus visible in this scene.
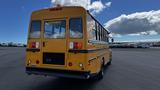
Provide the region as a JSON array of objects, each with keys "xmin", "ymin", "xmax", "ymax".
[{"xmin": 26, "ymin": 6, "xmax": 112, "ymax": 80}]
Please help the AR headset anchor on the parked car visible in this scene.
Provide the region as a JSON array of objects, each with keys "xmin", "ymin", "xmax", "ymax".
[
  {"xmin": 1, "ymin": 43, "xmax": 8, "ymax": 47},
  {"xmin": 137, "ymin": 44, "xmax": 150, "ymax": 48}
]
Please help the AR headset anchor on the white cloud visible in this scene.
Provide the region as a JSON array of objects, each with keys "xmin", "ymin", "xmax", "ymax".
[
  {"xmin": 128, "ymin": 30, "xmax": 158, "ymax": 36},
  {"xmin": 105, "ymin": 2, "xmax": 112, "ymax": 7},
  {"xmin": 109, "ymin": 33, "xmax": 122, "ymax": 38},
  {"xmin": 51, "ymin": 0, "xmax": 111, "ymax": 14},
  {"xmin": 88, "ymin": 1, "xmax": 111, "ymax": 14},
  {"xmin": 105, "ymin": 10, "xmax": 160, "ymax": 36},
  {"xmin": 51, "ymin": 0, "xmax": 89, "ymax": 9}
]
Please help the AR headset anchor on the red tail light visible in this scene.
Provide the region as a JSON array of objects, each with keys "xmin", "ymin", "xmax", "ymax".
[
  {"xmin": 73, "ymin": 42, "xmax": 78, "ymax": 49},
  {"xmin": 68, "ymin": 62, "xmax": 73, "ymax": 66},
  {"xmin": 73, "ymin": 42, "xmax": 82, "ymax": 49},
  {"xmin": 29, "ymin": 42, "xmax": 36, "ymax": 48},
  {"xmin": 49, "ymin": 7, "xmax": 62, "ymax": 11},
  {"xmin": 36, "ymin": 60, "xmax": 40, "ymax": 64},
  {"xmin": 29, "ymin": 42, "xmax": 39, "ymax": 48}
]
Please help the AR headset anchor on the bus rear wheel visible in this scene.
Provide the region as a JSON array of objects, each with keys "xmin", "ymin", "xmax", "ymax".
[
  {"xmin": 95, "ymin": 64, "xmax": 104, "ymax": 80},
  {"xmin": 107, "ymin": 60, "xmax": 112, "ymax": 65}
]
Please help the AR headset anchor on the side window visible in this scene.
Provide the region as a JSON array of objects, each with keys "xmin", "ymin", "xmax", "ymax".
[
  {"xmin": 100, "ymin": 27, "xmax": 103, "ymax": 41},
  {"xmin": 87, "ymin": 14, "xmax": 96, "ymax": 40},
  {"xmin": 101, "ymin": 28, "xmax": 103, "ymax": 41},
  {"xmin": 104, "ymin": 30, "xmax": 107, "ymax": 41},
  {"xmin": 104, "ymin": 30, "xmax": 109, "ymax": 42},
  {"xmin": 44, "ymin": 20, "xmax": 66, "ymax": 39},
  {"xmin": 30, "ymin": 21, "xmax": 41, "ymax": 38},
  {"xmin": 95, "ymin": 22, "xmax": 98, "ymax": 40},
  {"xmin": 96, "ymin": 23, "xmax": 99, "ymax": 40},
  {"xmin": 106, "ymin": 34, "xmax": 109, "ymax": 42},
  {"xmin": 98, "ymin": 25, "xmax": 101, "ymax": 41},
  {"xmin": 102, "ymin": 29, "xmax": 105, "ymax": 41},
  {"xmin": 70, "ymin": 18, "xmax": 83, "ymax": 38}
]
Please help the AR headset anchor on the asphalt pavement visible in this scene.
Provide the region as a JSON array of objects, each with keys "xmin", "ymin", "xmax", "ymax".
[{"xmin": 0, "ymin": 47, "xmax": 160, "ymax": 90}]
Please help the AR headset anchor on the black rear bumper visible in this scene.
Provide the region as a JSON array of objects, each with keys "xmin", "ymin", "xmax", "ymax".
[{"xmin": 26, "ymin": 67, "xmax": 91, "ymax": 79}]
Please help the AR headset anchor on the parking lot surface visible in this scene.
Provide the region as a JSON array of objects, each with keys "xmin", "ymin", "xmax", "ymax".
[{"xmin": 0, "ymin": 47, "xmax": 160, "ymax": 90}]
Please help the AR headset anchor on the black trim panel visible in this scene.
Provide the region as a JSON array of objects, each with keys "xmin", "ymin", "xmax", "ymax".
[
  {"xmin": 43, "ymin": 53, "xmax": 65, "ymax": 65},
  {"xmin": 26, "ymin": 67, "xmax": 90, "ymax": 79},
  {"xmin": 68, "ymin": 48, "xmax": 107, "ymax": 53},
  {"xmin": 26, "ymin": 48, "xmax": 40, "ymax": 52}
]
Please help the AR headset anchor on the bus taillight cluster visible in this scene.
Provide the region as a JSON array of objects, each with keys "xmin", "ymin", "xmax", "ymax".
[
  {"xmin": 29, "ymin": 42, "xmax": 39, "ymax": 48},
  {"xmin": 70, "ymin": 42, "xmax": 82, "ymax": 49}
]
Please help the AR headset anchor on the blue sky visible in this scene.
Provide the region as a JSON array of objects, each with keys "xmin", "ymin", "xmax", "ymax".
[{"xmin": 0, "ymin": 0, "xmax": 160, "ymax": 43}]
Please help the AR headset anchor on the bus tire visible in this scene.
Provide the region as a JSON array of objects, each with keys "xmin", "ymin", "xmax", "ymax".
[
  {"xmin": 107, "ymin": 60, "xmax": 112, "ymax": 65},
  {"xmin": 96, "ymin": 66, "xmax": 104, "ymax": 80},
  {"xmin": 95, "ymin": 62, "xmax": 104, "ymax": 80}
]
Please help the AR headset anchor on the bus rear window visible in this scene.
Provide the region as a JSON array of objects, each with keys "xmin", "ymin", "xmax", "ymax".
[
  {"xmin": 44, "ymin": 20, "xmax": 66, "ymax": 39},
  {"xmin": 30, "ymin": 21, "xmax": 41, "ymax": 38},
  {"xmin": 69, "ymin": 18, "xmax": 83, "ymax": 38}
]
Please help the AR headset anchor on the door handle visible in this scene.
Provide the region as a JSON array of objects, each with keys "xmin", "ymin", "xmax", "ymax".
[{"xmin": 43, "ymin": 42, "xmax": 45, "ymax": 47}]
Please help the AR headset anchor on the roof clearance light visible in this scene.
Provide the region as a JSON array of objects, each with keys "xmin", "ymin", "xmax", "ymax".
[{"xmin": 49, "ymin": 7, "xmax": 62, "ymax": 11}]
